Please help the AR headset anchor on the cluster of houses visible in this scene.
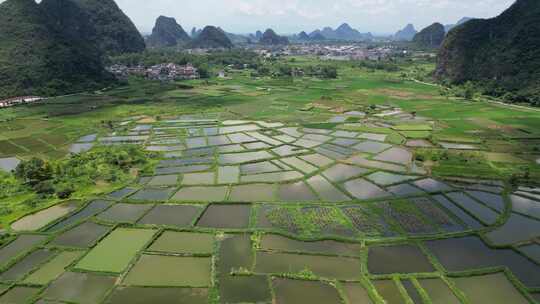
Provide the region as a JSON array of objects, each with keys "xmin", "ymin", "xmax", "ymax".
[
  {"xmin": 0, "ymin": 96, "xmax": 43, "ymax": 108},
  {"xmin": 252, "ymin": 44, "xmax": 396, "ymax": 61},
  {"xmin": 107, "ymin": 63, "xmax": 200, "ymax": 81}
]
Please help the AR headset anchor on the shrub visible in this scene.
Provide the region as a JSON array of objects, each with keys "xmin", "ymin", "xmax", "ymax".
[
  {"xmin": 55, "ymin": 183, "xmax": 75, "ymax": 199},
  {"xmin": 34, "ymin": 180, "xmax": 55, "ymax": 196}
]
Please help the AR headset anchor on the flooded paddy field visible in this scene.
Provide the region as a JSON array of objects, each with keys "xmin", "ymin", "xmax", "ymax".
[{"xmin": 2, "ymin": 117, "xmax": 540, "ymax": 303}]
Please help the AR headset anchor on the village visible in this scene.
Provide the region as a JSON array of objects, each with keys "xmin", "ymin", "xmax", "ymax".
[
  {"xmin": 107, "ymin": 63, "xmax": 200, "ymax": 81},
  {"xmin": 250, "ymin": 43, "xmax": 401, "ymax": 61},
  {"xmin": 0, "ymin": 96, "xmax": 44, "ymax": 108}
]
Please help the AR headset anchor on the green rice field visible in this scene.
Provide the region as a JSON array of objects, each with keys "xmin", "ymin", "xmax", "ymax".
[{"xmin": 1, "ymin": 59, "xmax": 540, "ymax": 303}]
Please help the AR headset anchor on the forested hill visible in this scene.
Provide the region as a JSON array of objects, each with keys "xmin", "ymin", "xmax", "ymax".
[
  {"xmin": 147, "ymin": 16, "xmax": 191, "ymax": 48},
  {"xmin": 436, "ymin": 0, "xmax": 540, "ymax": 105},
  {"xmin": 0, "ymin": 0, "xmax": 146, "ymax": 99},
  {"xmin": 191, "ymin": 26, "xmax": 233, "ymax": 49},
  {"xmin": 69, "ymin": 0, "xmax": 145, "ymax": 55},
  {"xmin": 0, "ymin": 0, "xmax": 113, "ymax": 99},
  {"xmin": 413, "ymin": 23, "xmax": 445, "ymax": 48}
]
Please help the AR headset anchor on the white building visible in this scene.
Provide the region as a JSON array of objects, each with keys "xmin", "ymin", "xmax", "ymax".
[{"xmin": 0, "ymin": 96, "xmax": 44, "ymax": 108}]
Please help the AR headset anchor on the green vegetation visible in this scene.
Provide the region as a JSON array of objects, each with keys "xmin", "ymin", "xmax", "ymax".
[
  {"xmin": 76, "ymin": 228, "xmax": 155, "ymax": 273},
  {"xmin": 437, "ymin": 0, "xmax": 540, "ymax": 105},
  {"xmin": 415, "ymin": 148, "xmax": 539, "ymax": 180},
  {"xmin": 191, "ymin": 26, "xmax": 233, "ymax": 49},
  {"xmin": 14, "ymin": 145, "xmax": 149, "ymax": 197},
  {"xmin": 0, "ymin": 52, "xmax": 539, "ymax": 304},
  {"xmin": 69, "ymin": 0, "xmax": 145, "ymax": 55},
  {"xmin": 0, "ymin": 0, "xmax": 147, "ymax": 99},
  {"xmin": 0, "ymin": 146, "xmax": 150, "ymax": 227},
  {"xmin": 412, "ymin": 23, "xmax": 445, "ymax": 48},
  {"xmin": 146, "ymin": 16, "xmax": 191, "ymax": 48},
  {"xmin": 0, "ymin": 0, "xmax": 113, "ymax": 99}
]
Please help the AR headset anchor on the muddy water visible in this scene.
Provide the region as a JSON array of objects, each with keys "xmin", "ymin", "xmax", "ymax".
[
  {"xmin": 341, "ymin": 282, "xmax": 373, "ymax": 304},
  {"xmin": 323, "ymin": 164, "xmax": 368, "ymax": 182},
  {"xmin": 368, "ymin": 244, "xmax": 435, "ymax": 274},
  {"xmin": 172, "ymin": 186, "xmax": 228, "ymax": 202},
  {"xmin": 219, "ymin": 151, "xmax": 273, "ymax": 165},
  {"xmin": 0, "ymin": 235, "xmax": 47, "ymax": 268},
  {"xmin": 454, "ymin": 273, "xmax": 528, "ymax": 304},
  {"xmin": 97, "ymin": 203, "xmax": 153, "ymax": 223},
  {"xmin": 366, "ymin": 172, "xmax": 417, "ymax": 186},
  {"xmin": 42, "ymin": 271, "xmax": 116, "ymax": 304},
  {"xmin": 130, "ymin": 188, "xmax": 174, "ymax": 201},
  {"xmin": 485, "ymin": 213, "xmax": 540, "ymax": 246},
  {"xmin": 447, "ymin": 192, "xmax": 499, "ymax": 224},
  {"xmin": 11, "ymin": 201, "xmax": 79, "ymax": 231},
  {"xmin": 123, "ymin": 255, "xmax": 211, "ymax": 287},
  {"xmin": 0, "ymin": 286, "xmax": 40, "ymax": 303},
  {"xmin": 219, "ymin": 275, "xmax": 271, "ymax": 304},
  {"xmin": 197, "ymin": 204, "xmax": 251, "ymax": 229},
  {"xmin": 277, "ymin": 182, "xmax": 319, "ymax": 202},
  {"xmin": 373, "ymin": 280, "xmax": 405, "ymax": 304},
  {"xmin": 46, "ymin": 200, "xmax": 113, "ymax": 232},
  {"xmin": 272, "ymin": 278, "xmax": 342, "ymax": 304},
  {"xmin": 105, "ymin": 287, "xmax": 208, "ymax": 304},
  {"xmin": 23, "ymin": 251, "xmax": 83, "ymax": 285},
  {"xmin": 425, "ymin": 236, "xmax": 540, "ymax": 288},
  {"xmin": 229, "ymin": 184, "xmax": 276, "ymax": 202},
  {"xmin": 218, "ymin": 234, "xmax": 253, "ymax": 274},
  {"xmin": 260, "ymin": 234, "xmax": 361, "ymax": 256},
  {"xmin": 343, "ymin": 179, "xmax": 390, "ymax": 200},
  {"xmin": 137, "ymin": 204, "xmax": 201, "ymax": 227},
  {"xmin": 254, "ymin": 252, "xmax": 361, "ymax": 280},
  {"xmin": 307, "ymin": 175, "xmax": 351, "ymax": 202},
  {"xmin": 418, "ymin": 278, "xmax": 460, "ymax": 304},
  {"xmin": 0, "ymin": 249, "xmax": 54, "ymax": 281},
  {"xmin": 149, "ymin": 232, "xmax": 214, "ymax": 254},
  {"xmin": 51, "ymin": 222, "xmax": 110, "ymax": 248}
]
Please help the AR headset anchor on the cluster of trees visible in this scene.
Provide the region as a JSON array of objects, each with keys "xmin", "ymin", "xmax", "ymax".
[
  {"xmin": 475, "ymin": 81, "xmax": 540, "ymax": 106},
  {"xmin": 304, "ymin": 65, "xmax": 338, "ymax": 79},
  {"xmin": 357, "ymin": 60, "xmax": 400, "ymax": 72},
  {"xmin": 438, "ymin": 81, "xmax": 478, "ymax": 100},
  {"xmin": 0, "ymin": 172, "xmax": 25, "ymax": 204},
  {"xmin": 438, "ymin": 80, "xmax": 540, "ymax": 106},
  {"xmin": 12, "ymin": 145, "xmax": 148, "ymax": 199}
]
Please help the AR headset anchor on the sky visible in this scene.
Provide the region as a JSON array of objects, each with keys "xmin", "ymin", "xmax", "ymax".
[
  {"xmin": 17, "ymin": 0, "xmax": 516, "ymax": 35},
  {"xmin": 115, "ymin": 0, "xmax": 515, "ymax": 35}
]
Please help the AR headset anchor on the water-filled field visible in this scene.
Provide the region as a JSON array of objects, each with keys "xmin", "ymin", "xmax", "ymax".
[{"xmin": 1, "ymin": 115, "xmax": 539, "ymax": 303}]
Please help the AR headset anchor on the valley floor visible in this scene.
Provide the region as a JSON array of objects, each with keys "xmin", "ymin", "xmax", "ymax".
[{"xmin": 0, "ymin": 59, "xmax": 539, "ymax": 303}]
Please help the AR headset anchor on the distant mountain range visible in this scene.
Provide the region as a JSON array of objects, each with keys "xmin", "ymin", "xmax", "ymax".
[
  {"xmin": 146, "ymin": 17, "xmax": 234, "ymax": 49},
  {"xmin": 394, "ymin": 24, "xmax": 417, "ymax": 41},
  {"xmin": 259, "ymin": 29, "xmax": 289, "ymax": 45},
  {"xmin": 308, "ymin": 23, "xmax": 373, "ymax": 41},
  {"xmin": 393, "ymin": 18, "xmax": 474, "ymax": 42},
  {"xmin": 148, "ymin": 19, "xmax": 287, "ymax": 47}
]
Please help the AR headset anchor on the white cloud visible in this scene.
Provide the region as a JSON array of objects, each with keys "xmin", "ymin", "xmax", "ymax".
[{"xmin": 0, "ymin": 0, "xmax": 516, "ymax": 34}]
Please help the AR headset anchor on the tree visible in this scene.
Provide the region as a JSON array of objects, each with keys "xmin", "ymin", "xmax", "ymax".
[
  {"xmin": 463, "ymin": 81, "xmax": 477, "ymax": 100},
  {"xmin": 321, "ymin": 66, "xmax": 338, "ymax": 79},
  {"xmin": 197, "ymin": 63, "xmax": 210, "ymax": 79},
  {"xmin": 14, "ymin": 158, "xmax": 53, "ymax": 186},
  {"xmin": 278, "ymin": 65, "xmax": 292, "ymax": 77}
]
